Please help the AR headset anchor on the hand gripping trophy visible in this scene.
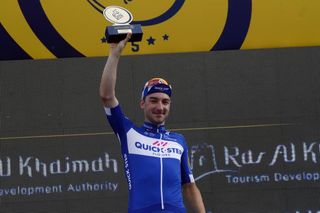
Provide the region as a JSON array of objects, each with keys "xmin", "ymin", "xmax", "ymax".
[{"xmin": 103, "ymin": 6, "xmax": 143, "ymax": 43}]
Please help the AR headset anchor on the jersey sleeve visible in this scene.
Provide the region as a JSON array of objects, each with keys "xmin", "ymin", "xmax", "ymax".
[
  {"xmin": 104, "ymin": 104, "xmax": 132, "ymax": 144},
  {"xmin": 180, "ymin": 135, "xmax": 195, "ymax": 184}
]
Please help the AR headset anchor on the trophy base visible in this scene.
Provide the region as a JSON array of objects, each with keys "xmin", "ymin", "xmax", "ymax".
[{"xmin": 105, "ymin": 24, "xmax": 143, "ymax": 43}]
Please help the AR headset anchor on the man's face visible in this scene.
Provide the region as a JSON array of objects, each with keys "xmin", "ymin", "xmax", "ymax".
[{"xmin": 140, "ymin": 92, "xmax": 171, "ymax": 125}]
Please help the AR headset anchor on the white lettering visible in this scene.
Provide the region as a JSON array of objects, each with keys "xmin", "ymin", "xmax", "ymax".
[
  {"xmin": 269, "ymin": 143, "xmax": 296, "ymax": 166},
  {"xmin": 224, "ymin": 146, "xmax": 242, "ymax": 167},
  {"xmin": 19, "ymin": 156, "xmax": 33, "ymax": 177},
  {"xmin": 225, "ymin": 174, "xmax": 270, "ymax": 184},
  {"xmin": 18, "ymin": 153, "xmax": 118, "ymax": 177},
  {"xmin": 0, "ymin": 157, "xmax": 11, "ymax": 177},
  {"xmin": 303, "ymin": 142, "xmax": 318, "ymax": 163}
]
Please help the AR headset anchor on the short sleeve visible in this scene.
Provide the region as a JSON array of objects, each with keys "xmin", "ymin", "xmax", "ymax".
[
  {"xmin": 180, "ymin": 135, "xmax": 195, "ymax": 184},
  {"xmin": 104, "ymin": 104, "xmax": 132, "ymax": 143}
]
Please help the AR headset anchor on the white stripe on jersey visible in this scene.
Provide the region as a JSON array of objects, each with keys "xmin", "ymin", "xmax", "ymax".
[{"xmin": 127, "ymin": 129, "xmax": 184, "ymax": 160}]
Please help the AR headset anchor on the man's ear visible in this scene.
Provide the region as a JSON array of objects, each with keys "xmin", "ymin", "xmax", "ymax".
[{"xmin": 140, "ymin": 99, "xmax": 145, "ymax": 109}]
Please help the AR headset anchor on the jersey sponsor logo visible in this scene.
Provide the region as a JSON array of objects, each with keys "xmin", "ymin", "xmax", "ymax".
[
  {"xmin": 123, "ymin": 154, "xmax": 132, "ymax": 190},
  {"xmin": 135, "ymin": 141, "xmax": 182, "ymax": 154},
  {"xmin": 152, "ymin": 141, "xmax": 168, "ymax": 147},
  {"xmin": 127, "ymin": 129, "xmax": 183, "ymax": 160}
]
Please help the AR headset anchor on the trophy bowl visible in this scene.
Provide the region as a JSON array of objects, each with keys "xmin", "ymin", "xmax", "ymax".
[{"xmin": 103, "ymin": 6, "xmax": 143, "ymax": 43}]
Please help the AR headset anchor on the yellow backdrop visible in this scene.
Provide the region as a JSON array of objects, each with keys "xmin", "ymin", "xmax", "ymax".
[{"xmin": 1, "ymin": 0, "xmax": 320, "ymax": 60}]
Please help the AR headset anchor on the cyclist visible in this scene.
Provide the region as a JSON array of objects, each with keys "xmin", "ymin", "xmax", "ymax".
[{"xmin": 99, "ymin": 34, "xmax": 206, "ymax": 213}]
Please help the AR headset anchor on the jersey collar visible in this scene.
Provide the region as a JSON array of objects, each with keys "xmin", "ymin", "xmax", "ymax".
[{"xmin": 142, "ymin": 122, "xmax": 167, "ymax": 133}]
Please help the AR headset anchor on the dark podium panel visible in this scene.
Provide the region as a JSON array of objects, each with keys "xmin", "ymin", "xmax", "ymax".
[{"xmin": 1, "ymin": 46, "xmax": 320, "ymax": 212}]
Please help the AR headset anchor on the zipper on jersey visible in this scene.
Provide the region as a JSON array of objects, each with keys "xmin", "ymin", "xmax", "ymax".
[{"xmin": 159, "ymin": 131, "xmax": 165, "ymax": 210}]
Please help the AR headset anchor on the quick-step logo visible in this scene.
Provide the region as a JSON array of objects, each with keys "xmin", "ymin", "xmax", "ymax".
[{"xmin": 127, "ymin": 129, "xmax": 183, "ymax": 160}]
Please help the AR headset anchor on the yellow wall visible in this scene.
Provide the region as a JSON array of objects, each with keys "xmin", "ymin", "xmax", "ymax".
[{"xmin": 1, "ymin": 0, "xmax": 320, "ymax": 59}]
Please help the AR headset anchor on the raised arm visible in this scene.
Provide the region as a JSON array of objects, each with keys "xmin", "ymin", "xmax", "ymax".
[{"xmin": 99, "ymin": 34, "xmax": 131, "ymax": 108}]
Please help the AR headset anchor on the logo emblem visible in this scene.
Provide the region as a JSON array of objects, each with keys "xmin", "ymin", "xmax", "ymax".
[
  {"xmin": 103, "ymin": 6, "xmax": 133, "ymax": 25},
  {"xmin": 153, "ymin": 141, "xmax": 168, "ymax": 147}
]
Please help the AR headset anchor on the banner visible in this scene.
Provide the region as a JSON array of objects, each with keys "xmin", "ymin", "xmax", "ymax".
[
  {"xmin": 1, "ymin": 123, "xmax": 320, "ymax": 212},
  {"xmin": 1, "ymin": 0, "xmax": 320, "ymax": 60}
]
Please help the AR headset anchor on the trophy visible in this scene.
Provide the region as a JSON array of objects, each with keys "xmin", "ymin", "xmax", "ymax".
[{"xmin": 103, "ymin": 6, "xmax": 143, "ymax": 43}]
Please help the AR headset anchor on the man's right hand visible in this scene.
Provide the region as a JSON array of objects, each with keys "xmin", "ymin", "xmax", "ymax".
[{"xmin": 109, "ymin": 33, "xmax": 132, "ymax": 57}]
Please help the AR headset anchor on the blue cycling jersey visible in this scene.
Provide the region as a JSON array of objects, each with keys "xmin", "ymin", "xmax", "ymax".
[{"xmin": 104, "ymin": 105, "xmax": 195, "ymax": 213}]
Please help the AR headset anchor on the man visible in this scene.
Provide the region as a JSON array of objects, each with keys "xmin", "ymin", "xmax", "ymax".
[{"xmin": 100, "ymin": 34, "xmax": 206, "ymax": 213}]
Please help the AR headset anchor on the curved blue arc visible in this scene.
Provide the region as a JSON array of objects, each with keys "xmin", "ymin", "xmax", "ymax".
[
  {"xmin": 87, "ymin": 0, "xmax": 104, "ymax": 13},
  {"xmin": 0, "ymin": 23, "xmax": 31, "ymax": 60},
  {"xmin": 18, "ymin": 0, "xmax": 84, "ymax": 58},
  {"xmin": 91, "ymin": 0, "xmax": 104, "ymax": 12},
  {"xmin": 212, "ymin": 0, "xmax": 252, "ymax": 50},
  {"xmin": 131, "ymin": 0, "xmax": 184, "ymax": 26},
  {"xmin": 87, "ymin": 0, "xmax": 185, "ymax": 26}
]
